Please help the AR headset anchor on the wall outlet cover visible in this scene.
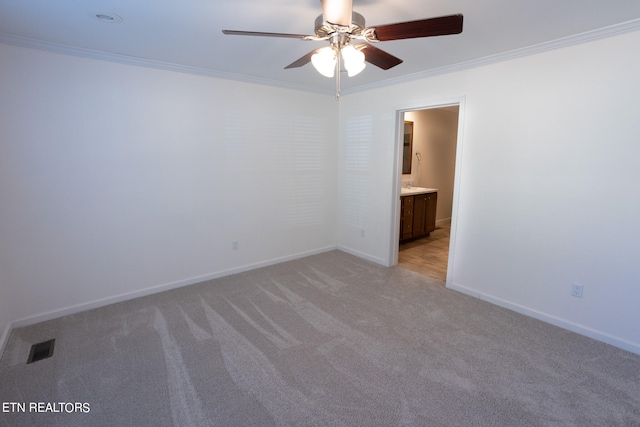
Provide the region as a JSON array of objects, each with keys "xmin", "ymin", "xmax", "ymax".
[{"xmin": 571, "ymin": 283, "xmax": 584, "ymax": 298}]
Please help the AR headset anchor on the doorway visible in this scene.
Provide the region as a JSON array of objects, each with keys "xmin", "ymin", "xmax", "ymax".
[{"xmin": 392, "ymin": 102, "xmax": 463, "ymax": 285}]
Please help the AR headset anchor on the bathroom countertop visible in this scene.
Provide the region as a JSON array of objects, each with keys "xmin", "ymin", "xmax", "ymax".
[{"xmin": 400, "ymin": 187, "xmax": 438, "ymax": 196}]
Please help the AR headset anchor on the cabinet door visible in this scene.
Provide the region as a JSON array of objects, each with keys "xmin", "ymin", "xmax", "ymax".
[
  {"xmin": 425, "ymin": 192, "xmax": 437, "ymax": 233},
  {"xmin": 400, "ymin": 196, "xmax": 414, "ymax": 240},
  {"xmin": 413, "ymin": 194, "xmax": 427, "ymax": 236}
]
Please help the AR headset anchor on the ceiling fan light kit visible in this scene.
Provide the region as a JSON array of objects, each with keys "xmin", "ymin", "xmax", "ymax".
[
  {"xmin": 311, "ymin": 43, "xmax": 366, "ymax": 78},
  {"xmin": 341, "ymin": 45, "xmax": 366, "ymax": 77},
  {"xmin": 222, "ymin": 0, "xmax": 463, "ymax": 99},
  {"xmin": 311, "ymin": 47, "xmax": 336, "ymax": 78}
]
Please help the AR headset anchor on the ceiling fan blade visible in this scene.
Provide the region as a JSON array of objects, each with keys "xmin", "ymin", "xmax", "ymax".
[
  {"xmin": 371, "ymin": 14, "xmax": 463, "ymax": 42},
  {"xmin": 321, "ymin": 0, "xmax": 353, "ymax": 26},
  {"xmin": 356, "ymin": 44, "xmax": 403, "ymax": 70},
  {"xmin": 222, "ymin": 30, "xmax": 310, "ymax": 39},
  {"xmin": 284, "ymin": 49, "xmax": 322, "ymax": 69}
]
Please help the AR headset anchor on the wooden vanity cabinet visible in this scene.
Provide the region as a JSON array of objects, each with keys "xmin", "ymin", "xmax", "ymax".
[{"xmin": 400, "ymin": 191, "xmax": 437, "ymax": 241}]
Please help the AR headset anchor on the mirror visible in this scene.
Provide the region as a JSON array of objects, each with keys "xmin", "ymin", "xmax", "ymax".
[{"xmin": 402, "ymin": 121, "xmax": 414, "ymax": 174}]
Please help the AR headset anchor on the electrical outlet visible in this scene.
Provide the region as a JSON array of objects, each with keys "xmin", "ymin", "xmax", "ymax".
[
  {"xmin": 571, "ymin": 283, "xmax": 584, "ymax": 298},
  {"xmin": 232, "ymin": 240, "xmax": 238, "ymax": 250}
]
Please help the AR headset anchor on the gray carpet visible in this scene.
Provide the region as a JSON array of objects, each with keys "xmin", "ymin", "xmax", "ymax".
[{"xmin": 1, "ymin": 250, "xmax": 639, "ymax": 426}]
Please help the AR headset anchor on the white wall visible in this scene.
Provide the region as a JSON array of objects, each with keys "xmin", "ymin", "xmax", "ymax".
[
  {"xmin": 0, "ymin": 43, "xmax": 339, "ymax": 348},
  {"xmin": 337, "ymin": 30, "xmax": 640, "ymax": 354},
  {"xmin": 3, "ymin": 29, "xmax": 640, "ymax": 357},
  {"xmin": 405, "ymin": 108, "xmax": 459, "ymax": 221}
]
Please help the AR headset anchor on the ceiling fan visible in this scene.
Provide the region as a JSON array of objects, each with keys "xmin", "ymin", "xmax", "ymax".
[{"xmin": 222, "ymin": 0, "xmax": 463, "ymax": 99}]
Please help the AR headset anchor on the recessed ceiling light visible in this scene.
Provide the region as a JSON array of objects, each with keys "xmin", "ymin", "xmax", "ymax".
[{"xmin": 94, "ymin": 13, "xmax": 123, "ymax": 23}]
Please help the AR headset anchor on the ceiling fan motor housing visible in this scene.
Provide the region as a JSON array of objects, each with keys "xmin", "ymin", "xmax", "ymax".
[{"xmin": 314, "ymin": 11, "xmax": 365, "ymax": 39}]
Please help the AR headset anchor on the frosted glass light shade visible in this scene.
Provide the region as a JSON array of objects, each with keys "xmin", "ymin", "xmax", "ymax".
[
  {"xmin": 311, "ymin": 47, "xmax": 336, "ymax": 78},
  {"xmin": 341, "ymin": 45, "xmax": 366, "ymax": 77}
]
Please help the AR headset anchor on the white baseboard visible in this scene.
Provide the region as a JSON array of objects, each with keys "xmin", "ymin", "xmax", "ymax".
[
  {"xmin": 336, "ymin": 245, "xmax": 388, "ymax": 267},
  {"xmin": 10, "ymin": 248, "xmax": 636, "ymax": 359},
  {"xmin": 8, "ymin": 246, "xmax": 338, "ymax": 332},
  {"xmin": 448, "ymin": 282, "xmax": 640, "ymax": 356},
  {"xmin": 0, "ymin": 323, "xmax": 11, "ymax": 359}
]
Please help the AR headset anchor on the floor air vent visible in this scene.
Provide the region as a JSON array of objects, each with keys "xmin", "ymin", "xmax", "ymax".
[{"xmin": 27, "ymin": 339, "xmax": 55, "ymax": 364}]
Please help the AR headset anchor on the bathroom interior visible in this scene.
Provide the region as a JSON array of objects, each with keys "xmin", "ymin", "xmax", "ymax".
[{"xmin": 398, "ymin": 105, "xmax": 459, "ymax": 282}]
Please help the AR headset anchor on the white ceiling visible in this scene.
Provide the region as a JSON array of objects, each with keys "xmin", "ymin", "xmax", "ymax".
[{"xmin": 2, "ymin": 0, "xmax": 640, "ymax": 95}]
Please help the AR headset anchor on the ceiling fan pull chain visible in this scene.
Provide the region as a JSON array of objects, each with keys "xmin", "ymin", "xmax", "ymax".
[{"xmin": 335, "ymin": 49, "xmax": 341, "ymax": 100}]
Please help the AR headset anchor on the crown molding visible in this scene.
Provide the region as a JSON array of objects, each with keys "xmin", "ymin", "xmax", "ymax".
[
  {"xmin": 344, "ymin": 17, "xmax": 640, "ymax": 95},
  {"xmin": 0, "ymin": 32, "xmax": 327, "ymax": 94},
  {"xmin": 2, "ymin": 17, "xmax": 640, "ymax": 96}
]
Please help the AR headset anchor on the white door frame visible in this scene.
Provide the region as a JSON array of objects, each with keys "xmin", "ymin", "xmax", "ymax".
[{"xmin": 388, "ymin": 96, "xmax": 466, "ymax": 289}]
